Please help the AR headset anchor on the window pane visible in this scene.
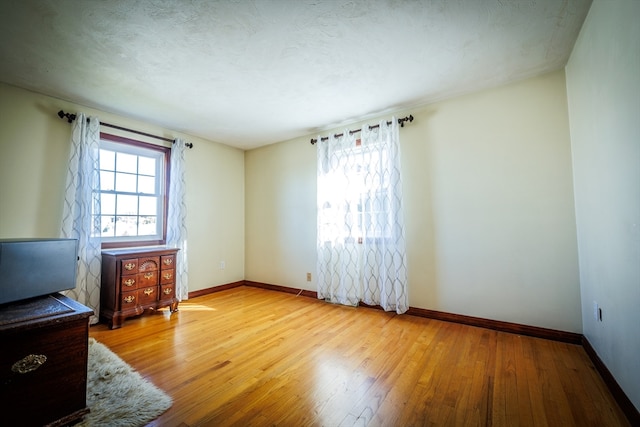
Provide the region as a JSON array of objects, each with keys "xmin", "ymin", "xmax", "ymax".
[
  {"xmin": 101, "ymin": 193, "xmax": 116, "ymax": 215},
  {"xmin": 138, "ymin": 176, "xmax": 156, "ymax": 194},
  {"xmin": 101, "ymin": 216, "xmax": 115, "ymax": 237},
  {"xmin": 138, "ymin": 216, "xmax": 157, "ymax": 236},
  {"xmin": 139, "ymin": 196, "xmax": 157, "ymax": 215},
  {"xmin": 116, "ymin": 195, "xmax": 138, "ymax": 215},
  {"xmin": 138, "ymin": 156, "xmax": 156, "ymax": 176},
  {"xmin": 115, "ymin": 216, "xmax": 137, "ymax": 237},
  {"xmin": 100, "ymin": 171, "xmax": 115, "ymax": 191},
  {"xmin": 116, "ymin": 152, "xmax": 137, "ymax": 173},
  {"xmin": 100, "ymin": 150, "xmax": 115, "ymax": 171},
  {"xmin": 115, "ymin": 172, "xmax": 137, "ymax": 192}
]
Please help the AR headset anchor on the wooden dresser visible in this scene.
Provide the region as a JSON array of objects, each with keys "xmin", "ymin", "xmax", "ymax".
[
  {"xmin": 0, "ymin": 293, "xmax": 93, "ymax": 427},
  {"xmin": 101, "ymin": 247, "xmax": 179, "ymax": 329}
]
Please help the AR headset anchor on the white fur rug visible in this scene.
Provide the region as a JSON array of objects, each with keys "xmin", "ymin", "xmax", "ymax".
[{"xmin": 78, "ymin": 338, "xmax": 172, "ymax": 427}]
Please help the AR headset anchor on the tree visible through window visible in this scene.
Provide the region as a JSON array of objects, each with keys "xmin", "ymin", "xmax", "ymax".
[{"xmin": 98, "ymin": 134, "xmax": 170, "ymax": 247}]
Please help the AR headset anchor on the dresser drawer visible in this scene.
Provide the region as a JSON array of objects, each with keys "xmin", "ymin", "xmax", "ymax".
[
  {"xmin": 160, "ymin": 284, "xmax": 175, "ymax": 300},
  {"xmin": 138, "ymin": 257, "xmax": 159, "ymax": 272},
  {"xmin": 139, "ymin": 270, "xmax": 158, "ymax": 287},
  {"xmin": 160, "ymin": 269, "xmax": 175, "ymax": 284},
  {"xmin": 121, "ymin": 290, "xmax": 138, "ymax": 307},
  {"xmin": 120, "ymin": 275, "xmax": 137, "ymax": 290},
  {"xmin": 161, "ymin": 255, "xmax": 175, "ymax": 269},
  {"xmin": 121, "ymin": 258, "xmax": 138, "ymax": 274},
  {"xmin": 138, "ymin": 286, "xmax": 158, "ymax": 305}
]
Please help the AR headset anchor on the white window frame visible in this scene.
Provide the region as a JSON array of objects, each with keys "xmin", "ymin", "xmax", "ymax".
[{"xmin": 98, "ymin": 133, "xmax": 170, "ymax": 248}]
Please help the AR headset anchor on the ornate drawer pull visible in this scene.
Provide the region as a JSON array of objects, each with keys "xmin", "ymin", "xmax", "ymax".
[
  {"xmin": 12, "ymin": 354, "xmax": 47, "ymax": 374},
  {"xmin": 144, "ymin": 288, "xmax": 154, "ymax": 296},
  {"xmin": 124, "ymin": 278, "xmax": 135, "ymax": 287},
  {"xmin": 124, "ymin": 295, "xmax": 135, "ymax": 303},
  {"xmin": 163, "ymin": 287, "xmax": 173, "ymax": 295},
  {"xmin": 144, "ymin": 273, "xmax": 154, "ymax": 279},
  {"xmin": 124, "ymin": 263, "xmax": 136, "ymax": 271},
  {"xmin": 163, "ymin": 273, "xmax": 172, "ymax": 280},
  {"xmin": 163, "ymin": 258, "xmax": 173, "ymax": 265}
]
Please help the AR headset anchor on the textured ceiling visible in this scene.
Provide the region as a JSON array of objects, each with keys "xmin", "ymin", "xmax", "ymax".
[{"xmin": 0, "ymin": 0, "xmax": 592, "ymax": 150}]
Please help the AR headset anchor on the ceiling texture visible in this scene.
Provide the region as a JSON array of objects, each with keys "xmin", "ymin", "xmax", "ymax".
[{"xmin": 0, "ymin": 0, "xmax": 592, "ymax": 150}]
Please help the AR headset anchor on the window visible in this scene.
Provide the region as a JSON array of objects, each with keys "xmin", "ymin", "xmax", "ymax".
[
  {"xmin": 98, "ymin": 133, "xmax": 170, "ymax": 248},
  {"xmin": 316, "ymin": 121, "xmax": 408, "ymax": 313},
  {"xmin": 318, "ymin": 139, "xmax": 394, "ymax": 244}
]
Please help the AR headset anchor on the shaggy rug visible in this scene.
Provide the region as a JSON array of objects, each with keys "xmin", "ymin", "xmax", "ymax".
[{"xmin": 78, "ymin": 338, "xmax": 173, "ymax": 427}]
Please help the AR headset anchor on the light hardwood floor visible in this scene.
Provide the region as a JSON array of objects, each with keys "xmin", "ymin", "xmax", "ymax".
[{"xmin": 89, "ymin": 286, "xmax": 629, "ymax": 426}]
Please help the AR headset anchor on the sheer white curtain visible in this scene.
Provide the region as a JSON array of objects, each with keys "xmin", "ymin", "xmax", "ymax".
[
  {"xmin": 167, "ymin": 138, "xmax": 189, "ymax": 301},
  {"xmin": 61, "ymin": 113, "xmax": 102, "ymax": 323},
  {"xmin": 317, "ymin": 117, "xmax": 409, "ymax": 314}
]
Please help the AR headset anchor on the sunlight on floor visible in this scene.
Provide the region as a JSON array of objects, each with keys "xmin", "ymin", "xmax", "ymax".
[
  {"xmin": 175, "ymin": 303, "xmax": 217, "ymax": 312},
  {"xmin": 313, "ymin": 357, "xmax": 357, "ymax": 423}
]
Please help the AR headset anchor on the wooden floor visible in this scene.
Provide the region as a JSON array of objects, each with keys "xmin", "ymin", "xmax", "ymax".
[{"xmin": 89, "ymin": 286, "xmax": 629, "ymax": 427}]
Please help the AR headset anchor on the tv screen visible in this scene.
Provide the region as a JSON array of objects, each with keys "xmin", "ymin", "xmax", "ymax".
[{"xmin": 0, "ymin": 238, "xmax": 79, "ymax": 305}]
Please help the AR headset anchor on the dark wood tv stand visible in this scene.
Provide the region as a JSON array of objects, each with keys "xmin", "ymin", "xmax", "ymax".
[{"xmin": 0, "ymin": 293, "xmax": 93, "ymax": 427}]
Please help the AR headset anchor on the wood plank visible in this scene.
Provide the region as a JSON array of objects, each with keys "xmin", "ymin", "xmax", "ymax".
[{"xmin": 88, "ymin": 286, "xmax": 630, "ymax": 427}]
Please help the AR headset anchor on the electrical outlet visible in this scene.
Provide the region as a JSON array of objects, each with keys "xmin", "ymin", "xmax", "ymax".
[
  {"xmin": 593, "ymin": 301, "xmax": 598, "ymax": 321},
  {"xmin": 306, "ymin": 272, "xmax": 312, "ymax": 281},
  {"xmin": 220, "ymin": 261, "xmax": 225, "ymax": 270}
]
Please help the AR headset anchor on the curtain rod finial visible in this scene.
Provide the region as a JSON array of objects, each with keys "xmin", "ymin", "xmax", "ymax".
[
  {"xmin": 398, "ymin": 114, "xmax": 414, "ymax": 127},
  {"xmin": 57, "ymin": 109, "xmax": 76, "ymax": 123},
  {"xmin": 172, "ymin": 140, "xmax": 194, "ymax": 149}
]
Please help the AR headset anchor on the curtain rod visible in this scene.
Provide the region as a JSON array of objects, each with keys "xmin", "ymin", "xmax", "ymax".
[
  {"xmin": 310, "ymin": 115, "xmax": 413, "ymax": 145},
  {"xmin": 57, "ymin": 110, "xmax": 194, "ymax": 149}
]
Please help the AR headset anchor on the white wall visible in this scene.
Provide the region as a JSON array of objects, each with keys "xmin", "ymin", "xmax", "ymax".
[
  {"xmin": 245, "ymin": 135, "xmax": 317, "ymax": 290},
  {"xmin": 565, "ymin": 0, "xmax": 640, "ymax": 412},
  {"xmin": 245, "ymin": 70, "xmax": 582, "ymax": 333},
  {"xmin": 0, "ymin": 82, "xmax": 245, "ymax": 292}
]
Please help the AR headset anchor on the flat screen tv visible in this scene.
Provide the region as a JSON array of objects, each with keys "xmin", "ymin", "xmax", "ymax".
[{"xmin": 0, "ymin": 238, "xmax": 79, "ymax": 305}]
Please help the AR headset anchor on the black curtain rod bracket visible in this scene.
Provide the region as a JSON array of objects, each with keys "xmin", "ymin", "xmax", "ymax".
[
  {"xmin": 57, "ymin": 109, "xmax": 193, "ymax": 149},
  {"xmin": 310, "ymin": 114, "xmax": 413, "ymax": 145}
]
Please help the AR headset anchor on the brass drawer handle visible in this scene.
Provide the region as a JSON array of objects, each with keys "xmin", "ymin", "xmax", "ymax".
[
  {"xmin": 12, "ymin": 354, "xmax": 47, "ymax": 374},
  {"xmin": 124, "ymin": 278, "xmax": 135, "ymax": 287},
  {"xmin": 124, "ymin": 295, "xmax": 135, "ymax": 303},
  {"xmin": 144, "ymin": 288, "xmax": 154, "ymax": 296},
  {"xmin": 163, "ymin": 258, "xmax": 173, "ymax": 265},
  {"xmin": 163, "ymin": 273, "xmax": 172, "ymax": 280},
  {"xmin": 124, "ymin": 263, "xmax": 136, "ymax": 271},
  {"xmin": 144, "ymin": 273, "xmax": 154, "ymax": 279},
  {"xmin": 163, "ymin": 287, "xmax": 173, "ymax": 295}
]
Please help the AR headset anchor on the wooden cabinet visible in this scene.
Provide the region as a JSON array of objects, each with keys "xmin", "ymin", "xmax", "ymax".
[
  {"xmin": 101, "ymin": 247, "xmax": 179, "ymax": 329},
  {"xmin": 0, "ymin": 293, "xmax": 93, "ymax": 427}
]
